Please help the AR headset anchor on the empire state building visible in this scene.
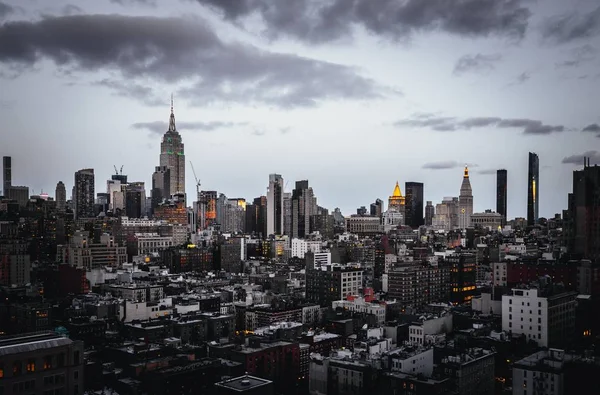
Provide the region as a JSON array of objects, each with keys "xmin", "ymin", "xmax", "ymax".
[{"xmin": 159, "ymin": 98, "xmax": 185, "ymax": 197}]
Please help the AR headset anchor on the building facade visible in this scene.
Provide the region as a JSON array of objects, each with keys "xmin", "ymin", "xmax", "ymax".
[
  {"xmin": 527, "ymin": 152, "xmax": 539, "ymax": 226},
  {"xmin": 404, "ymin": 182, "xmax": 424, "ymax": 229},
  {"xmin": 159, "ymin": 99, "xmax": 185, "ymax": 198},
  {"xmin": 55, "ymin": 181, "xmax": 66, "ymax": 213},
  {"xmin": 496, "ymin": 169, "xmax": 507, "ymax": 223},
  {"xmin": 458, "ymin": 166, "xmax": 473, "ymax": 229},
  {"xmin": 74, "ymin": 168, "xmax": 95, "ymax": 219},
  {"xmin": 266, "ymin": 174, "xmax": 284, "ymax": 236}
]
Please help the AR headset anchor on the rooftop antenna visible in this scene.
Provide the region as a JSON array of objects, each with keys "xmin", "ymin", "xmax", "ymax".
[{"xmin": 171, "ymin": 93, "xmax": 174, "ymax": 114}]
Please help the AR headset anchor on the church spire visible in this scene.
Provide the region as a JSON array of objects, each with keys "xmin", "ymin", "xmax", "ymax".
[
  {"xmin": 464, "ymin": 165, "xmax": 469, "ymax": 178},
  {"xmin": 168, "ymin": 93, "xmax": 176, "ymax": 132}
]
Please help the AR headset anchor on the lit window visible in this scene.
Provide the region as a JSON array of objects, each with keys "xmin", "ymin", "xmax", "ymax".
[
  {"xmin": 26, "ymin": 360, "xmax": 35, "ymax": 373},
  {"xmin": 43, "ymin": 356, "xmax": 52, "ymax": 370}
]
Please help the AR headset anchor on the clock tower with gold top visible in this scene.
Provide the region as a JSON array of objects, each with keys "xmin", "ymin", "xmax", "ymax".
[{"xmin": 458, "ymin": 166, "xmax": 473, "ymax": 229}]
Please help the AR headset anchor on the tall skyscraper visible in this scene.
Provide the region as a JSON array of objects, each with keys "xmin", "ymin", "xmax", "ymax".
[
  {"xmin": 2, "ymin": 156, "xmax": 11, "ymax": 195},
  {"xmin": 527, "ymin": 152, "xmax": 539, "ymax": 226},
  {"xmin": 74, "ymin": 168, "xmax": 95, "ymax": 219},
  {"xmin": 55, "ymin": 181, "xmax": 66, "ymax": 212},
  {"xmin": 496, "ymin": 169, "xmax": 507, "ymax": 223},
  {"xmin": 159, "ymin": 97, "xmax": 185, "ymax": 198},
  {"xmin": 291, "ymin": 180, "xmax": 317, "ymax": 239},
  {"xmin": 283, "ymin": 192, "xmax": 292, "ymax": 236},
  {"xmin": 245, "ymin": 196, "xmax": 267, "ymax": 237},
  {"xmin": 405, "ymin": 182, "xmax": 424, "ymax": 228},
  {"xmin": 566, "ymin": 157, "xmax": 600, "ymax": 259},
  {"xmin": 151, "ymin": 165, "xmax": 170, "ymax": 214},
  {"xmin": 267, "ymin": 174, "xmax": 284, "ymax": 236},
  {"xmin": 125, "ymin": 182, "xmax": 146, "ymax": 218},
  {"xmin": 458, "ymin": 166, "xmax": 473, "ymax": 229},
  {"xmin": 425, "ymin": 201, "xmax": 434, "ymax": 226}
]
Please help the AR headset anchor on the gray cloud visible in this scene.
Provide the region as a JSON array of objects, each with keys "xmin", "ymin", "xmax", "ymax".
[
  {"xmin": 110, "ymin": 0, "xmax": 156, "ymax": 5},
  {"xmin": 542, "ymin": 6, "xmax": 600, "ymax": 44},
  {"xmin": 397, "ymin": 114, "xmax": 565, "ymax": 135},
  {"xmin": 0, "ymin": 2, "xmax": 13, "ymax": 20},
  {"xmin": 510, "ymin": 71, "xmax": 531, "ymax": 85},
  {"xmin": 477, "ymin": 169, "xmax": 499, "ymax": 175},
  {"xmin": 62, "ymin": 5, "xmax": 83, "ymax": 15},
  {"xmin": 556, "ymin": 45, "xmax": 597, "ymax": 68},
  {"xmin": 583, "ymin": 123, "xmax": 600, "ymax": 132},
  {"xmin": 193, "ymin": 0, "xmax": 532, "ymax": 44},
  {"xmin": 132, "ymin": 120, "xmax": 247, "ymax": 134},
  {"xmin": 251, "ymin": 129, "xmax": 266, "ymax": 136},
  {"xmin": 423, "ymin": 160, "xmax": 459, "ymax": 170},
  {"xmin": 453, "ymin": 53, "xmax": 502, "ymax": 75},
  {"xmin": 562, "ymin": 150, "xmax": 600, "ymax": 165},
  {"xmin": 0, "ymin": 14, "xmax": 386, "ymax": 108}
]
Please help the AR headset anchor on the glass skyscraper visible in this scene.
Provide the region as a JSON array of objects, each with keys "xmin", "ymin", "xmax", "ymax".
[{"xmin": 527, "ymin": 152, "xmax": 539, "ymax": 226}]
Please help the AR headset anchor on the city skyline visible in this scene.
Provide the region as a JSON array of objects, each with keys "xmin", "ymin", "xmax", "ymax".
[{"xmin": 1, "ymin": 0, "xmax": 600, "ymax": 217}]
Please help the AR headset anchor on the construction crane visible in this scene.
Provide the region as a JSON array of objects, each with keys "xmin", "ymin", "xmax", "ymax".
[
  {"xmin": 113, "ymin": 165, "xmax": 124, "ymax": 175},
  {"xmin": 113, "ymin": 165, "xmax": 119, "ymax": 175},
  {"xmin": 189, "ymin": 161, "xmax": 201, "ymax": 201}
]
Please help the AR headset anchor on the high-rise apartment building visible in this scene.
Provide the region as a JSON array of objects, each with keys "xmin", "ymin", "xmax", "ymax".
[
  {"xmin": 458, "ymin": 166, "xmax": 473, "ymax": 229},
  {"xmin": 2, "ymin": 156, "xmax": 10, "ymax": 195},
  {"xmin": 55, "ymin": 181, "xmax": 66, "ymax": 212},
  {"xmin": 566, "ymin": 158, "xmax": 600, "ymax": 259},
  {"xmin": 405, "ymin": 182, "xmax": 424, "ymax": 228},
  {"xmin": 425, "ymin": 201, "xmax": 434, "ymax": 226},
  {"xmin": 496, "ymin": 169, "xmax": 507, "ymax": 223},
  {"xmin": 527, "ymin": 152, "xmax": 539, "ymax": 226},
  {"xmin": 291, "ymin": 181, "xmax": 316, "ymax": 239},
  {"xmin": 267, "ymin": 174, "xmax": 284, "ymax": 236},
  {"xmin": 74, "ymin": 168, "xmax": 95, "ymax": 219},
  {"xmin": 159, "ymin": 98, "xmax": 185, "ymax": 198}
]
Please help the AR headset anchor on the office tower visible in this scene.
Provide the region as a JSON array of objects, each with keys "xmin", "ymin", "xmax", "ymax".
[
  {"xmin": 266, "ymin": 174, "xmax": 284, "ymax": 236},
  {"xmin": 283, "ymin": 192, "xmax": 292, "ymax": 236},
  {"xmin": 527, "ymin": 152, "xmax": 539, "ymax": 226},
  {"xmin": 433, "ymin": 197, "xmax": 459, "ymax": 230},
  {"xmin": 198, "ymin": 190, "xmax": 218, "ymax": 229},
  {"xmin": 74, "ymin": 168, "xmax": 95, "ymax": 219},
  {"xmin": 125, "ymin": 182, "xmax": 146, "ymax": 218},
  {"xmin": 357, "ymin": 206, "xmax": 367, "ymax": 215},
  {"xmin": 159, "ymin": 97, "xmax": 185, "ymax": 198},
  {"xmin": 405, "ymin": 182, "xmax": 424, "ymax": 228},
  {"xmin": 96, "ymin": 192, "xmax": 110, "ymax": 214},
  {"xmin": 458, "ymin": 166, "xmax": 473, "ymax": 229},
  {"xmin": 566, "ymin": 157, "xmax": 600, "ymax": 259},
  {"xmin": 6, "ymin": 186, "xmax": 29, "ymax": 207},
  {"xmin": 496, "ymin": 169, "xmax": 508, "ymax": 223},
  {"xmin": 2, "ymin": 156, "xmax": 10, "ymax": 195},
  {"xmin": 388, "ymin": 181, "xmax": 405, "ymax": 216},
  {"xmin": 370, "ymin": 198, "xmax": 383, "ymax": 217},
  {"xmin": 291, "ymin": 180, "xmax": 317, "ymax": 239},
  {"xmin": 425, "ymin": 201, "xmax": 434, "ymax": 226},
  {"xmin": 151, "ymin": 165, "xmax": 170, "ymax": 214},
  {"xmin": 55, "ymin": 181, "xmax": 66, "ymax": 212}
]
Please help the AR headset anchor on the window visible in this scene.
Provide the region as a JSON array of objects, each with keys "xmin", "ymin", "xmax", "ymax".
[
  {"xmin": 43, "ymin": 356, "xmax": 52, "ymax": 370},
  {"xmin": 26, "ymin": 360, "xmax": 35, "ymax": 373},
  {"xmin": 73, "ymin": 351, "xmax": 80, "ymax": 365},
  {"xmin": 538, "ymin": 302, "xmax": 541, "ymax": 307},
  {"xmin": 13, "ymin": 362, "xmax": 21, "ymax": 376}
]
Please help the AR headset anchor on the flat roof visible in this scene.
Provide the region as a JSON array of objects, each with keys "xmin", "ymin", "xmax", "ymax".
[{"xmin": 215, "ymin": 375, "xmax": 272, "ymax": 392}]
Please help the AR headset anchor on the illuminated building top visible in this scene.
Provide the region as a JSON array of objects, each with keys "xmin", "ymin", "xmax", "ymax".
[{"xmin": 388, "ymin": 181, "xmax": 405, "ymax": 211}]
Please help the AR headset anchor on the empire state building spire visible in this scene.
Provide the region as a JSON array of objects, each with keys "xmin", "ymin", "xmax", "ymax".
[{"xmin": 168, "ymin": 93, "xmax": 176, "ymax": 132}]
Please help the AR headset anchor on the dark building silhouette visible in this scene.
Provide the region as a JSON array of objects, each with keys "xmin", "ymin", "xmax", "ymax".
[
  {"xmin": 74, "ymin": 168, "xmax": 95, "ymax": 219},
  {"xmin": 291, "ymin": 180, "xmax": 315, "ymax": 239},
  {"xmin": 245, "ymin": 196, "xmax": 267, "ymax": 237},
  {"xmin": 405, "ymin": 182, "xmax": 424, "ymax": 228},
  {"xmin": 151, "ymin": 165, "xmax": 170, "ymax": 215},
  {"xmin": 425, "ymin": 201, "xmax": 434, "ymax": 226},
  {"xmin": 496, "ymin": 169, "xmax": 507, "ymax": 223},
  {"xmin": 566, "ymin": 157, "xmax": 600, "ymax": 260},
  {"xmin": 370, "ymin": 198, "xmax": 383, "ymax": 217},
  {"xmin": 2, "ymin": 156, "xmax": 10, "ymax": 195},
  {"xmin": 527, "ymin": 152, "xmax": 539, "ymax": 226},
  {"xmin": 125, "ymin": 190, "xmax": 143, "ymax": 218},
  {"xmin": 356, "ymin": 206, "xmax": 367, "ymax": 215}
]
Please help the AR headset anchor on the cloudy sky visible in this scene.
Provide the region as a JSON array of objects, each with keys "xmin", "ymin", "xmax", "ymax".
[{"xmin": 1, "ymin": 0, "xmax": 599, "ymax": 219}]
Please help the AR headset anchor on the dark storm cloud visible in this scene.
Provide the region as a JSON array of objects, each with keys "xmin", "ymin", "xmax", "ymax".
[
  {"xmin": 110, "ymin": 0, "xmax": 156, "ymax": 5},
  {"xmin": 132, "ymin": 120, "xmax": 247, "ymax": 134},
  {"xmin": 0, "ymin": 2, "xmax": 13, "ymax": 20},
  {"xmin": 562, "ymin": 150, "xmax": 600, "ymax": 165},
  {"xmin": 193, "ymin": 0, "xmax": 532, "ymax": 43},
  {"xmin": 453, "ymin": 53, "xmax": 502, "ymax": 75},
  {"xmin": 582, "ymin": 123, "xmax": 600, "ymax": 132},
  {"xmin": 396, "ymin": 115, "xmax": 566, "ymax": 135},
  {"xmin": 0, "ymin": 14, "xmax": 385, "ymax": 108},
  {"xmin": 541, "ymin": 6, "xmax": 600, "ymax": 44}
]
